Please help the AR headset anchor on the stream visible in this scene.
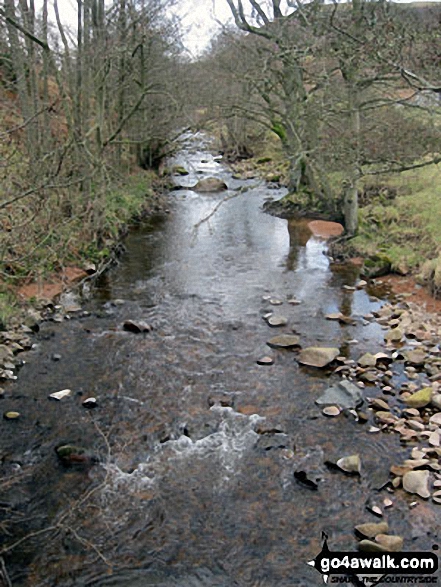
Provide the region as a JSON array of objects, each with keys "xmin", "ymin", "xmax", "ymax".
[{"xmin": 1, "ymin": 133, "xmax": 439, "ymax": 586}]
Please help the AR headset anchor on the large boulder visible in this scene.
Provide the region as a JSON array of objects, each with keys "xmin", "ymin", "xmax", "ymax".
[
  {"xmin": 191, "ymin": 177, "xmax": 228, "ymax": 193},
  {"xmin": 316, "ymin": 380, "xmax": 363, "ymax": 409}
]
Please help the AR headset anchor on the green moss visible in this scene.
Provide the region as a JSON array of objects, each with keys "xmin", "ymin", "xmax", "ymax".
[{"xmin": 351, "ymin": 163, "xmax": 441, "ymax": 276}]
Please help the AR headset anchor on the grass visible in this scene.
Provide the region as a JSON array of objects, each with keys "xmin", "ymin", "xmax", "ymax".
[
  {"xmin": 352, "ymin": 164, "xmax": 441, "ymax": 273},
  {"xmin": 0, "ymin": 168, "xmax": 161, "ymax": 326}
]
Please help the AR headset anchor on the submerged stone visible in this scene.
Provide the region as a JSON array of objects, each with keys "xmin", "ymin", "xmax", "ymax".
[{"xmin": 266, "ymin": 335, "xmax": 301, "ymax": 349}]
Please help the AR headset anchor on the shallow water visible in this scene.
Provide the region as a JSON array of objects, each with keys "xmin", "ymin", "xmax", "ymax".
[{"xmin": 1, "ymin": 133, "xmax": 439, "ymax": 586}]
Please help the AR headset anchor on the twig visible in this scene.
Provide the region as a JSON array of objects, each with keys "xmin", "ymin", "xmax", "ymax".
[{"xmin": 191, "ymin": 186, "xmax": 251, "ymax": 237}]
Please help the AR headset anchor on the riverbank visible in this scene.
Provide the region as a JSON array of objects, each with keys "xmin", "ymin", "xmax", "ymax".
[
  {"xmin": 226, "ymin": 133, "xmax": 441, "ymax": 299},
  {"xmin": 0, "ymin": 170, "xmax": 168, "ymax": 326},
  {"xmin": 0, "ymin": 170, "xmax": 169, "ymax": 386}
]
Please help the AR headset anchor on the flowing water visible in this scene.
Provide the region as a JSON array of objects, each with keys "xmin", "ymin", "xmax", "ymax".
[{"xmin": 1, "ymin": 133, "xmax": 439, "ymax": 586}]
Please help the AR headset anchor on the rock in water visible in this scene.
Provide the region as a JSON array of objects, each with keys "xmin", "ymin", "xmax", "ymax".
[
  {"xmin": 191, "ymin": 177, "xmax": 228, "ymax": 193},
  {"xmin": 56, "ymin": 445, "xmax": 95, "ymax": 468},
  {"xmin": 405, "ymin": 387, "xmax": 432, "ymax": 409},
  {"xmin": 256, "ymin": 356, "xmax": 274, "ymax": 366},
  {"xmin": 298, "ymin": 347, "xmax": 339, "ymax": 368},
  {"xmin": 355, "ymin": 522, "xmax": 389, "ymax": 539},
  {"xmin": 123, "ymin": 320, "xmax": 152, "ymax": 333},
  {"xmin": 322, "ymin": 406, "xmax": 341, "ymax": 417},
  {"xmin": 336, "ymin": 454, "xmax": 361, "ymax": 474},
  {"xmin": 358, "ymin": 540, "xmax": 388, "ymax": 553},
  {"xmin": 316, "ymin": 380, "xmax": 363, "ymax": 409},
  {"xmin": 384, "ymin": 328, "xmax": 404, "ymax": 343},
  {"xmin": 267, "ymin": 316, "xmax": 287, "ymax": 327},
  {"xmin": 266, "ymin": 335, "xmax": 301, "ymax": 349},
  {"xmin": 402, "ymin": 470, "xmax": 430, "ymax": 499},
  {"xmin": 375, "ymin": 534, "xmax": 404, "ymax": 552},
  {"xmin": 3, "ymin": 411, "xmax": 20, "ymax": 420},
  {"xmin": 49, "ymin": 389, "xmax": 72, "ymax": 401},
  {"xmin": 358, "ymin": 353, "xmax": 377, "ymax": 368},
  {"xmin": 82, "ymin": 397, "xmax": 97, "ymax": 409}
]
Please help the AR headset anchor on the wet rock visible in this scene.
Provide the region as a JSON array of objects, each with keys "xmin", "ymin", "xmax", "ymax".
[
  {"xmin": 431, "ymin": 393, "xmax": 441, "ymax": 410},
  {"xmin": 359, "ymin": 371, "xmax": 377, "ymax": 384},
  {"xmin": 48, "ymin": 389, "xmax": 72, "ymax": 401},
  {"xmin": 269, "ymin": 298, "xmax": 283, "ymax": 306},
  {"xmin": 358, "ymin": 540, "xmax": 388, "ymax": 553},
  {"xmin": 56, "ymin": 445, "xmax": 96, "ymax": 468},
  {"xmin": 375, "ymin": 535, "xmax": 404, "ymax": 552},
  {"xmin": 3, "ymin": 411, "xmax": 20, "ymax": 420},
  {"xmin": 322, "ymin": 406, "xmax": 341, "ymax": 417},
  {"xmin": 358, "ymin": 353, "xmax": 377, "ymax": 368},
  {"xmin": 82, "ymin": 397, "xmax": 97, "ymax": 409},
  {"xmin": 430, "ymin": 413, "xmax": 441, "ymax": 426},
  {"xmin": 405, "ymin": 349, "xmax": 427, "ymax": 367},
  {"xmin": 325, "ymin": 313, "xmax": 354, "ymax": 325},
  {"xmin": 374, "ymin": 411, "xmax": 397, "ymax": 425},
  {"xmin": 191, "ymin": 177, "xmax": 227, "ymax": 192},
  {"xmin": 266, "ymin": 335, "xmax": 301, "ymax": 349},
  {"xmin": 402, "ymin": 470, "xmax": 430, "ymax": 499},
  {"xmin": 256, "ymin": 356, "xmax": 274, "ymax": 366},
  {"xmin": 298, "ymin": 347, "xmax": 339, "ymax": 368},
  {"xmin": 336, "ymin": 454, "xmax": 361, "ymax": 474},
  {"xmin": 172, "ymin": 165, "xmax": 189, "ymax": 176},
  {"xmin": 429, "ymin": 431, "xmax": 440, "ymax": 447},
  {"xmin": 385, "ymin": 328, "xmax": 404, "ymax": 343},
  {"xmin": 369, "ymin": 398, "xmax": 390, "ymax": 411},
  {"xmin": 316, "ymin": 380, "xmax": 363, "ymax": 410},
  {"xmin": 287, "ymin": 298, "xmax": 301, "ymax": 305},
  {"xmin": 123, "ymin": 320, "xmax": 152, "ymax": 333},
  {"xmin": 267, "ymin": 316, "xmax": 287, "ymax": 327},
  {"xmin": 405, "ymin": 387, "xmax": 432, "ymax": 409},
  {"xmin": 52, "ymin": 354, "xmax": 62, "ymax": 361},
  {"xmin": 355, "ymin": 522, "xmax": 389, "ymax": 539}
]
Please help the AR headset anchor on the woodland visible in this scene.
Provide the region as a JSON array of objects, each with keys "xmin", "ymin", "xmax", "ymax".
[{"xmin": 1, "ymin": 0, "xmax": 441, "ymax": 321}]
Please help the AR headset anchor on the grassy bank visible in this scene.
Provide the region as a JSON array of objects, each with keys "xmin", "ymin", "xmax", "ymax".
[
  {"xmin": 351, "ymin": 166, "xmax": 441, "ymax": 280},
  {"xmin": 0, "ymin": 169, "xmax": 164, "ymax": 327}
]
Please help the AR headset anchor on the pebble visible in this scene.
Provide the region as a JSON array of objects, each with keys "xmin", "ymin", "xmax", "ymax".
[
  {"xmin": 256, "ymin": 356, "xmax": 274, "ymax": 366},
  {"xmin": 269, "ymin": 298, "xmax": 283, "ymax": 306},
  {"xmin": 322, "ymin": 406, "xmax": 341, "ymax": 417},
  {"xmin": 402, "ymin": 470, "xmax": 430, "ymax": 499},
  {"xmin": 3, "ymin": 411, "xmax": 20, "ymax": 420},
  {"xmin": 267, "ymin": 316, "xmax": 288, "ymax": 327},
  {"xmin": 82, "ymin": 397, "xmax": 97, "ymax": 409},
  {"xmin": 49, "ymin": 389, "xmax": 72, "ymax": 401},
  {"xmin": 354, "ymin": 522, "xmax": 388, "ymax": 539}
]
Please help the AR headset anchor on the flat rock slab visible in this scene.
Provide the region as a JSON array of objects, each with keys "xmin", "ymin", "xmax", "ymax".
[
  {"xmin": 298, "ymin": 347, "xmax": 339, "ymax": 368},
  {"xmin": 316, "ymin": 380, "xmax": 363, "ymax": 409},
  {"xmin": 266, "ymin": 335, "xmax": 301, "ymax": 349},
  {"xmin": 403, "ymin": 470, "xmax": 430, "ymax": 499},
  {"xmin": 267, "ymin": 316, "xmax": 288, "ymax": 327}
]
